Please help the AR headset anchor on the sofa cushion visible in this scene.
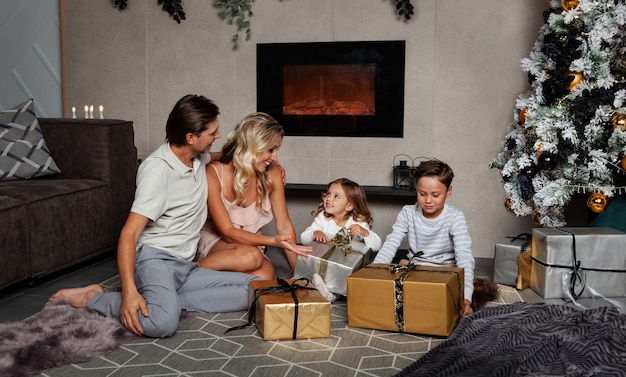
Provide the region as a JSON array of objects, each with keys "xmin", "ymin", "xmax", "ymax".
[
  {"xmin": 0, "ymin": 99, "xmax": 61, "ymax": 181},
  {"xmin": 0, "ymin": 178, "xmax": 107, "ymax": 203}
]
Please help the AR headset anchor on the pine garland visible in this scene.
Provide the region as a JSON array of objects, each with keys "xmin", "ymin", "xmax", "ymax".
[{"xmin": 112, "ymin": 0, "xmax": 415, "ymax": 49}]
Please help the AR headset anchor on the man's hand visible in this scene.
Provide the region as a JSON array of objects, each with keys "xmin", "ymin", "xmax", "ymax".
[{"xmin": 120, "ymin": 289, "xmax": 150, "ymax": 336}]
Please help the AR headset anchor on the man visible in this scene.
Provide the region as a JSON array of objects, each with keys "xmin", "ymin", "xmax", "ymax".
[{"xmin": 49, "ymin": 95, "xmax": 259, "ymax": 337}]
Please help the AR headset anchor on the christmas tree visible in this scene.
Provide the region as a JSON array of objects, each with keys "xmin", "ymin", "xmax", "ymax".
[{"xmin": 490, "ymin": 0, "xmax": 626, "ymax": 227}]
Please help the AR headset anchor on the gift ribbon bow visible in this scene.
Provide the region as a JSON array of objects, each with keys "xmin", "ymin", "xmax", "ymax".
[
  {"xmin": 224, "ymin": 278, "xmax": 316, "ymax": 339},
  {"xmin": 329, "ymin": 227, "xmax": 353, "ymax": 256},
  {"xmin": 317, "ymin": 228, "xmax": 368, "ymax": 280}
]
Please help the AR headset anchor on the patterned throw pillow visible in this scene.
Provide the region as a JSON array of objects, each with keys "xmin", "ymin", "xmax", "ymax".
[{"xmin": 0, "ymin": 99, "xmax": 61, "ymax": 181}]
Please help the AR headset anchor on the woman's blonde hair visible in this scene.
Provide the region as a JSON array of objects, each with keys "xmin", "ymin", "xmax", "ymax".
[
  {"xmin": 312, "ymin": 178, "xmax": 374, "ymax": 227},
  {"xmin": 219, "ymin": 112, "xmax": 284, "ymax": 212}
]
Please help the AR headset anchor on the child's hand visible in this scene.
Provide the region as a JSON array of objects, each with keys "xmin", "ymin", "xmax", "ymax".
[
  {"xmin": 313, "ymin": 231, "xmax": 330, "ymax": 243},
  {"xmin": 461, "ymin": 299, "xmax": 473, "ymax": 317},
  {"xmin": 348, "ymin": 224, "xmax": 369, "ymax": 238}
]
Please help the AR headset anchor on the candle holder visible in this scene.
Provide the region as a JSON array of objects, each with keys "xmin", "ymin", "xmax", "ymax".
[{"xmin": 392, "ymin": 154, "xmax": 415, "ymax": 191}]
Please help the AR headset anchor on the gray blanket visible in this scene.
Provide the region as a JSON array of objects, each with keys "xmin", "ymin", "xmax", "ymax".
[{"xmin": 394, "ymin": 302, "xmax": 626, "ymax": 377}]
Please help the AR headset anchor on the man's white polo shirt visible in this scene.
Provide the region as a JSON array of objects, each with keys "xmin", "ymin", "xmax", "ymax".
[{"xmin": 132, "ymin": 143, "xmax": 208, "ymax": 261}]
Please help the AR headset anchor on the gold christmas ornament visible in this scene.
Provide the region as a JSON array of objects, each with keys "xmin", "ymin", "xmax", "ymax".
[
  {"xmin": 504, "ymin": 195, "xmax": 512, "ymax": 212},
  {"xmin": 567, "ymin": 72, "xmax": 584, "ymax": 91},
  {"xmin": 536, "ymin": 143, "xmax": 543, "ymax": 154},
  {"xmin": 587, "ymin": 192, "xmax": 607, "ymax": 214},
  {"xmin": 611, "ymin": 112, "xmax": 626, "ymax": 132},
  {"xmin": 519, "ymin": 108, "xmax": 529, "ymax": 125},
  {"xmin": 561, "ymin": 0, "xmax": 579, "ymax": 11}
]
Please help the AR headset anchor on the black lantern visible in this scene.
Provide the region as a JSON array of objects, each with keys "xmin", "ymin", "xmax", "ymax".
[{"xmin": 393, "ymin": 154, "xmax": 415, "ymax": 190}]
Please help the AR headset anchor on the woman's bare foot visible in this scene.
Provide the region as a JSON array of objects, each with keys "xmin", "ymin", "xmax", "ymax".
[{"xmin": 47, "ymin": 284, "xmax": 104, "ymax": 308}]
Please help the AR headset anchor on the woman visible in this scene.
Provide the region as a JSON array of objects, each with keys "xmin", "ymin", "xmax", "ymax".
[{"xmin": 197, "ymin": 112, "xmax": 312, "ymax": 279}]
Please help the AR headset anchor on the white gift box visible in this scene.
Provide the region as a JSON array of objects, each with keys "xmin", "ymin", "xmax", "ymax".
[{"xmin": 530, "ymin": 227, "xmax": 626, "ymax": 299}]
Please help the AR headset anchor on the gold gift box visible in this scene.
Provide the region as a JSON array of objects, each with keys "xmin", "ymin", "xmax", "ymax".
[
  {"xmin": 249, "ymin": 279, "xmax": 331, "ymax": 341},
  {"xmin": 347, "ymin": 264, "xmax": 464, "ymax": 337},
  {"xmin": 293, "ymin": 240, "xmax": 372, "ymax": 297}
]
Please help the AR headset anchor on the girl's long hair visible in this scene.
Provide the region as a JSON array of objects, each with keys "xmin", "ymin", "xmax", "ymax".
[
  {"xmin": 312, "ymin": 178, "xmax": 374, "ymax": 227},
  {"xmin": 219, "ymin": 112, "xmax": 284, "ymax": 212}
]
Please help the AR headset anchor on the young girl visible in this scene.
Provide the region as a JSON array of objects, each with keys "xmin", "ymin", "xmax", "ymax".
[
  {"xmin": 300, "ymin": 178, "xmax": 382, "ymax": 301},
  {"xmin": 196, "ymin": 112, "xmax": 313, "ymax": 280}
]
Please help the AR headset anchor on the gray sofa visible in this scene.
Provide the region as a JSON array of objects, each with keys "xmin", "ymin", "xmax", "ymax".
[{"xmin": 0, "ymin": 118, "xmax": 137, "ymax": 290}]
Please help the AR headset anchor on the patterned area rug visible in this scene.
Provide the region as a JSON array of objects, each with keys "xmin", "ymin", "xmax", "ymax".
[{"xmin": 29, "ymin": 276, "xmax": 521, "ymax": 377}]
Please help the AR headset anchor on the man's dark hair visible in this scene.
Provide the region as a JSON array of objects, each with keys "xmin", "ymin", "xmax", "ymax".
[
  {"xmin": 166, "ymin": 94, "xmax": 220, "ymax": 146},
  {"xmin": 414, "ymin": 159, "xmax": 454, "ymax": 188}
]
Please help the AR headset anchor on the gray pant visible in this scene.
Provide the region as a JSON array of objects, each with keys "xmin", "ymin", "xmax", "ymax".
[{"xmin": 87, "ymin": 245, "xmax": 259, "ymax": 338}]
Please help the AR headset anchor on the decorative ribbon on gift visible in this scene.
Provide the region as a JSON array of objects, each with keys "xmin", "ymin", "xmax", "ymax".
[
  {"xmin": 224, "ymin": 278, "xmax": 317, "ymax": 339},
  {"xmin": 505, "ymin": 233, "xmax": 532, "ymax": 252},
  {"xmin": 317, "ymin": 228, "xmax": 366, "ymax": 280},
  {"xmin": 368, "ymin": 263, "xmax": 463, "ymax": 333}
]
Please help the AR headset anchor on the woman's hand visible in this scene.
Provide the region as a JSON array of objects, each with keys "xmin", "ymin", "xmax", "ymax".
[
  {"xmin": 312, "ymin": 230, "xmax": 330, "ymax": 243},
  {"xmin": 275, "ymin": 235, "xmax": 314, "ymax": 257}
]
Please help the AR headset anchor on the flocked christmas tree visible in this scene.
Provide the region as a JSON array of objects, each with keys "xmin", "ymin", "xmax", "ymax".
[{"xmin": 490, "ymin": 0, "xmax": 626, "ymax": 227}]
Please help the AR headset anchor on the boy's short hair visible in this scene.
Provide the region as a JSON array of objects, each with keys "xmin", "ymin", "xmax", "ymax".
[{"xmin": 414, "ymin": 159, "xmax": 454, "ymax": 188}]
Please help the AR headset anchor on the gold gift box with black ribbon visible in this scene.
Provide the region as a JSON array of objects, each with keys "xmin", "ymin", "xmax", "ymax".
[
  {"xmin": 248, "ymin": 279, "xmax": 331, "ymax": 341},
  {"xmin": 347, "ymin": 264, "xmax": 464, "ymax": 337}
]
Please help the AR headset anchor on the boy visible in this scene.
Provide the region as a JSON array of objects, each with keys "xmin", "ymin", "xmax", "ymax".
[{"xmin": 372, "ymin": 159, "xmax": 475, "ymax": 316}]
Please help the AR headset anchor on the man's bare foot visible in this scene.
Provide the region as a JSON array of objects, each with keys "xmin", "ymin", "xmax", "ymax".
[{"xmin": 47, "ymin": 284, "xmax": 104, "ymax": 308}]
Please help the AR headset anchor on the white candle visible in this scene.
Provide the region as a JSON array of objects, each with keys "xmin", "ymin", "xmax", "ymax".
[
  {"xmin": 71, "ymin": 106, "xmax": 76, "ymax": 119},
  {"xmin": 89, "ymin": 105, "xmax": 94, "ymax": 119},
  {"xmin": 84, "ymin": 105, "xmax": 89, "ymax": 119},
  {"xmin": 99, "ymin": 105, "xmax": 104, "ymax": 119}
]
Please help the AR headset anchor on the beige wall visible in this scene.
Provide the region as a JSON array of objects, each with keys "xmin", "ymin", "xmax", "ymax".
[{"xmin": 62, "ymin": 0, "xmax": 545, "ymax": 258}]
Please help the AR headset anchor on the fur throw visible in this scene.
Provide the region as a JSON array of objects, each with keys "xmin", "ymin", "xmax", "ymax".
[{"xmin": 0, "ymin": 299, "xmax": 135, "ymax": 377}]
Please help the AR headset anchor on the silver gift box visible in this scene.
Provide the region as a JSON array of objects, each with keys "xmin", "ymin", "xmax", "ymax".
[
  {"xmin": 530, "ymin": 227, "xmax": 626, "ymax": 299},
  {"xmin": 493, "ymin": 234, "xmax": 532, "ymax": 287},
  {"xmin": 293, "ymin": 241, "xmax": 373, "ymax": 297}
]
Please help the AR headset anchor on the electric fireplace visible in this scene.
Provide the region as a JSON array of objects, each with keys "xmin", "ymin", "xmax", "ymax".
[{"xmin": 257, "ymin": 41, "xmax": 405, "ymax": 137}]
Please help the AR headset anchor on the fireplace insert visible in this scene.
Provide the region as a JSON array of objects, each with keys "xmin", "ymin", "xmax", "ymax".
[{"xmin": 257, "ymin": 41, "xmax": 405, "ymax": 137}]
